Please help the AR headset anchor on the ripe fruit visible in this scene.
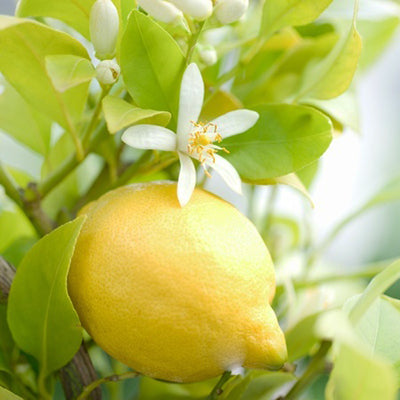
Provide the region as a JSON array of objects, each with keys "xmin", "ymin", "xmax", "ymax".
[{"xmin": 68, "ymin": 182, "xmax": 287, "ymax": 383}]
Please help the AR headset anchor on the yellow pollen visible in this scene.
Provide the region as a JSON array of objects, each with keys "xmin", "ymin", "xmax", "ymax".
[{"xmin": 187, "ymin": 121, "xmax": 229, "ymax": 170}]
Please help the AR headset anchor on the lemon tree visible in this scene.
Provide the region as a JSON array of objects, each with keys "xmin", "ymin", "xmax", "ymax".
[{"xmin": 1, "ymin": 0, "xmax": 400, "ymax": 399}]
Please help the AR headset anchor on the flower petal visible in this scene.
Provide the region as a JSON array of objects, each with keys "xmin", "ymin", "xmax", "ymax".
[
  {"xmin": 177, "ymin": 152, "xmax": 197, "ymax": 207},
  {"xmin": 177, "ymin": 63, "xmax": 204, "ymax": 149},
  {"xmin": 209, "ymin": 154, "xmax": 242, "ymax": 195},
  {"xmin": 122, "ymin": 125, "xmax": 177, "ymax": 151},
  {"xmin": 211, "ymin": 110, "xmax": 259, "ymax": 139}
]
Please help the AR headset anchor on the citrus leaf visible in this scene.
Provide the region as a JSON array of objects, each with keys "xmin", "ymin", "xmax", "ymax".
[
  {"xmin": 0, "ymin": 305, "xmax": 14, "ymax": 375},
  {"xmin": 349, "ymin": 259, "xmax": 400, "ymax": 324},
  {"xmin": 326, "ymin": 343, "xmax": 397, "ymax": 400},
  {"xmin": 261, "ymin": 0, "xmax": 333, "ymax": 37},
  {"xmin": 222, "ymin": 104, "xmax": 332, "ymax": 180},
  {"xmin": 45, "ymin": 55, "xmax": 95, "ymax": 93},
  {"xmin": 7, "ymin": 217, "xmax": 86, "ymax": 378},
  {"xmin": 0, "ymin": 386, "xmax": 23, "ymax": 400},
  {"xmin": 120, "ymin": 10, "xmax": 185, "ymax": 126},
  {"xmin": 296, "ymin": 1, "xmax": 362, "ymax": 101},
  {"xmin": 102, "ymin": 95, "xmax": 171, "ymax": 134},
  {"xmin": 16, "ymin": 0, "xmax": 95, "ymax": 38},
  {"xmin": 0, "ymin": 17, "xmax": 90, "ymax": 130},
  {"xmin": 0, "ymin": 79, "xmax": 52, "ymax": 155}
]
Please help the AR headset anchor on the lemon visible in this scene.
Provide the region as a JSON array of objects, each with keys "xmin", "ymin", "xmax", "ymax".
[{"xmin": 68, "ymin": 182, "xmax": 287, "ymax": 383}]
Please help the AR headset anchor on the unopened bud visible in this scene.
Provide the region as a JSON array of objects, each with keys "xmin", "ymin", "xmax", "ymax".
[
  {"xmin": 169, "ymin": 0, "xmax": 213, "ymax": 21},
  {"xmin": 214, "ymin": 0, "xmax": 249, "ymax": 24},
  {"xmin": 90, "ymin": 0, "xmax": 120, "ymax": 60},
  {"xmin": 96, "ymin": 60, "xmax": 120, "ymax": 85},
  {"xmin": 198, "ymin": 45, "xmax": 218, "ymax": 66},
  {"xmin": 138, "ymin": 0, "xmax": 183, "ymax": 23}
]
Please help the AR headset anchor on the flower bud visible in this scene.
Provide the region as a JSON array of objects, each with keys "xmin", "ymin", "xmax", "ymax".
[
  {"xmin": 138, "ymin": 0, "xmax": 183, "ymax": 23},
  {"xmin": 198, "ymin": 44, "xmax": 218, "ymax": 66},
  {"xmin": 90, "ymin": 0, "xmax": 120, "ymax": 60},
  {"xmin": 96, "ymin": 60, "xmax": 120, "ymax": 85},
  {"xmin": 214, "ymin": 0, "xmax": 249, "ymax": 24},
  {"xmin": 168, "ymin": 0, "xmax": 213, "ymax": 21}
]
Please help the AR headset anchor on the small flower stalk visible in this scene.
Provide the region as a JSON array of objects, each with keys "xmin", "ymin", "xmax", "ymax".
[
  {"xmin": 90, "ymin": 0, "xmax": 120, "ymax": 60},
  {"xmin": 95, "ymin": 60, "xmax": 120, "ymax": 85},
  {"xmin": 122, "ymin": 63, "xmax": 259, "ymax": 207}
]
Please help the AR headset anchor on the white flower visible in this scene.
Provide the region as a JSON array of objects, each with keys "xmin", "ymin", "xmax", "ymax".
[
  {"xmin": 122, "ymin": 63, "xmax": 259, "ymax": 207},
  {"xmin": 198, "ymin": 44, "xmax": 218, "ymax": 66},
  {"xmin": 137, "ymin": 0, "xmax": 183, "ymax": 24},
  {"xmin": 138, "ymin": 0, "xmax": 212, "ymax": 22},
  {"xmin": 214, "ymin": 0, "xmax": 249, "ymax": 24},
  {"xmin": 90, "ymin": 0, "xmax": 120, "ymax": 60},
  {"xmin": 95, "ymin": 60, "xmax": 120, "ymax": 85}
]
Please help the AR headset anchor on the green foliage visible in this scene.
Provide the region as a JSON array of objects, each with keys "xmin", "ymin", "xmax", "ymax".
[
  {"xmin": 7, "ymin": 218, "xmax": 85, "ymax": 382},
  {"xmin": 0, "ymin": 386, "xmax": 23, "ymax": 400},
  {"xmin": 120, "ymin": 11, "xmax": 185, "ymax": 125},
  {"xmin": 223, "ymin": 104, "xmax": 332, "ymax": 180}
]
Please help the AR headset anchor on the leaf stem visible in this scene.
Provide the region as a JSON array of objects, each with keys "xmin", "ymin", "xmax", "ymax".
[
  {"xmin": 206, "ymin": 371, "xmax": 232, "ymax": 399},
  {"xmin": 0, "ymin": 162, "xmax": 23, "ymax": 208},
  {"xmin": 76, "ymin": 371, "xmax": 138, "ymax": 400},
  {"xmin": 186, "ymin": 20, "xmax": 205, "ymax": 64},
  {"xmin": 280, "ymin": 340, "xmax": 331, "ymax": 400}
]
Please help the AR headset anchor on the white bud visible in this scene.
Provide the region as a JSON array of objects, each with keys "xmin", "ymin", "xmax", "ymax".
[
  {"xmin": 168, "ymin": 0, "xmax": 213, "ymax": 21},
  {"xmin": 138, "ymin": 0, "xmax": 183, "ymax": 23},
  {"xmin": 96, "ymin": 60, "xmax": 121, "ymax": 85},
  {"xmin": 198, "ymin": 45, "xmax": 218, "ymax": 66},
  {"xmin": 214, "ymin": 0, "xmax": 249, "ymax": 24},
  {"xmin": 90, "ymin": 0, "xmax": 120, "ymax": 60}
]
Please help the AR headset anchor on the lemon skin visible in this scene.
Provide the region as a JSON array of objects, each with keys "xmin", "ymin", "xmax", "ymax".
[{"xmin": 68, "ymin": 182, "xmax": 287, "ymax": 383}]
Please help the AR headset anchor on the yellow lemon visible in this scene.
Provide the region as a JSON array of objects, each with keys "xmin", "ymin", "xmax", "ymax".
[{"xmin": 68, "ymin": 182, "xmax": 287, "ymax": 383}]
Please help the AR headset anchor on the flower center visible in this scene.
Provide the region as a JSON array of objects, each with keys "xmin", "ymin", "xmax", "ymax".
[{"xmin": 187, "ymin": 121, "xmax": 229, "ymax": 177}]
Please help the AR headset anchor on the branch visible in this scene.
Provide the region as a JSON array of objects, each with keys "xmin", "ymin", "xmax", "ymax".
[
  {"xmin": 0, "ymin": 256, "xmax": 15, "ymax": 303},
  {"xmin": 206, "ymin": 371, "xmax": 232, "ymax": 399}
]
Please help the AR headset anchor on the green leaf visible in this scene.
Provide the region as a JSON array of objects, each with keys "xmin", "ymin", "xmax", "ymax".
[
  {"xmin": 285, "ymin": 312, "xmax": 321, "ymax": 362},
  {"xmin": 16, "ymin": 0, "xmax": 95, "ymax": 38},
  {"xmin": 0, "ymin": 79, "xmax": 52, "ymax": 155},
  {"xmin": 222, "ymin": 104, "xmax": 332, "ymax": 180},
  {"xmin": 45, "ymin": 55, "xmax": 95, "ymax": 93},
  {"xmin": 346, "ymin": 295, "xmax": 400, "ymax": 381},
  {"xmin": 296, "ymin": 4, "xmax": 362, "ymax": 101},
  {"xmin": 261, "ymin": 0, "xmax": 333, "ymax": 37},
  {"xmin": 0, "ymin": 386, "xmax": 23, "ymax": 400},
  {"xmin": 7, "ymin": 218, "xmax": 86, "ymax": 378},
  {"xmin": 120, "ymin": 10, "xmax": 185, "ymax": 124},
  {"xmin": 326, "ymin": 343, "xmax": 397, "ymax": 400},
  {"xmin": 102, "ymin": 95, "xmax": 171, "ymax": 134},
  {"xmin": 349, "ymin": 259, "xmax": 400, "ymax": 324},
  {"xmin": 0, "ymin": 17, "xmax": 90, "ymax": 131}
]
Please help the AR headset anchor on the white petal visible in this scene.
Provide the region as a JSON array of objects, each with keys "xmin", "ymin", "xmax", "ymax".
[
  {"xmin": 137, "ymin": 0, "xmax": 182, "ymax": 23},
  {"xmin": 177, "ymin": 63, "xmax": 204, "ymax": 149},
  {"xmin": 211, "ymin": 110, "xmax": 259, "ymax": 139},
  {"xmin": 209, "ymin": 154, "xmax": 242, "ymax": 194},
  {"xmin": 168, "ymin": 0, "xmax": 213, "ymax": 20},
  {"xmin": 177, "ymin": 152, "xmax": 197, "ymax": 207},
  {"xmin": 122, "ymin": 125, "xmax": 176, "ymax": 151}
]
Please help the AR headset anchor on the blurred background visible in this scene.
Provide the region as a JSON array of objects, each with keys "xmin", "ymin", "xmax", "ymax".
[{"xmin": 1, "ymin": 0, "xmax": 399, "ymax": 269}]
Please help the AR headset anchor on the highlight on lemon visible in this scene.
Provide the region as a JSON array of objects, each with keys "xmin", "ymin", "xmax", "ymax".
[{"xmin": 2, "ymin": 0, "xmax": 400, "ymax": 399}]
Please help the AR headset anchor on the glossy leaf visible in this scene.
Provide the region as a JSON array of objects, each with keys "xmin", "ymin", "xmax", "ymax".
[
  {"xmin": 0, "ymin": 387, "xmax": 23, "ymax": 400},
  {"xmin": 0, "ymin": 17, "xmax": 90, "ymax": 130},
  {"xmin": 7, "ymin": 218, "xmax": 86, "ymax": 377},
  {"xmin": 349, "ymin": 259, "xmax": 400, "ymax": 324},
  {"xmin": 296, "ymin": 4, "xmax": 362, "ymax": 101},
  {"xmin": 102, "ymin": 95, "xmax": 171, "ymax": 134},
  {"xmin": 222, "ymin": 104, "xmax": 332, "ymax": 180},
  {"xmin": 261, "ymin": 0, "xmax": 333, "ymax": 37},
  {"xmin": 120, "ymin": 10, "xmax": 185, "ymax": 124},
  {"xmin": 46, "ymin": 55, "xmax": 95, "ymax": 93},
  {"xmin": 326, "ymin": 343, "xmax": 397, "ymax": 400},
  {"xmin": 0, "ymin": 79, "xmax": 52, "ymax": 155}
]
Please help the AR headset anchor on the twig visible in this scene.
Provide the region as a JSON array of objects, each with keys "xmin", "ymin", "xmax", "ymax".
[
  {"xmin": 206, "ymin": 371, "xmax": 232, "ymax": 399},
  {"xmin": 59, "ymin": 343, "xmax": 102, "ymax": 400},
  {"xmin": 76, "ymin": 371, "xmax": 138, "ymax": 400},
  {"xmin": 0, "ymin": 256, "xmax": 15, "ymax": 303}
]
